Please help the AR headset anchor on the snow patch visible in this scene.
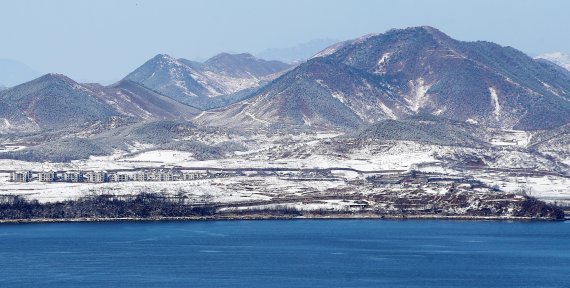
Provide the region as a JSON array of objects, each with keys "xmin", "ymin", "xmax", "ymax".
[
  {"xmin": 466, "ymin": 118, "xmax": 478, "ymax": 124},
  {"xmin": 540, "ymin": 81, "xmax": 561, "ymax": 97},
  {"xmin": 330, "ymin": 91, "xmax": 347, "ymax": 104},
  {"xmin": 378, "ymin": 102, "xmax": 397, "ymax": 119},
  {"xmin": 406, "ymin": 78, "xmax": 431, "ymax": 112},
  {"xmin": 433, "ymin": 107, "xmax": 446, "ymax": 116},
  {"xmin": 374, "ymin": 52, "xmax": 392, "ymax": 74},
  {"xmin": 489, "ymin": 87, "xmax": 501, "ymax": 119},
  {"xmin": 302, "ymin": 114, "xmax": 312, "ymax": 126},
  {"xmin": 245, "ymin": 112, "xmax": 270, "ymax": 125},
  {"xmin": 122, "ymin": 150, "xmax": 195, "ymax": 163}
]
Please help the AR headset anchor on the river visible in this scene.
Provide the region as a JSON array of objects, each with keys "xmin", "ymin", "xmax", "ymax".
[{"xmin": 0, "ymin": 220, "xmax": 569, "ymax": 287}]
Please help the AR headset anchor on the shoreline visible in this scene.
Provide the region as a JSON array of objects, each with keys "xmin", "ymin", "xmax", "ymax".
[{"xmin": 0, "ymin": 213, "xmax": 563, "ymax": 224}]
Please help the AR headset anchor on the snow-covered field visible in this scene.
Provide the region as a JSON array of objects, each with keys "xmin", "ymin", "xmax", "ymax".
[
  {"xmin": 488, "ymin": 130, "xmax": 531, "ymax": 147},
  {"xmin": 0, "ymin": 175, "xmax": 346, "ymax": 204},
  {"xmin": 2, "ymin": 131, "xmax": 570, "ymax": 206},
  {"xmin": 0, "ymin": 145, "xmax": 26, "ymax": 153},
  {"xmin": 472, "ymin": 173, "xmax": 570, "ymax": 204}
]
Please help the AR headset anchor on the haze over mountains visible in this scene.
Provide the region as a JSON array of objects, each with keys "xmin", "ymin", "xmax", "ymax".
[
  {"xmin": 256, "ymin": 38, "xmax": 339, "ymax": 63},
  {"xmin": 2, "ymin": 26, "xmax": 570, "ymax": 135},
  {"xmin": 0, "ymin": 59, "xmax": 42, "ymax": 87},
  {"xmin": 537, "ymin": 52, "xmax": 570, "ymax": 72}
]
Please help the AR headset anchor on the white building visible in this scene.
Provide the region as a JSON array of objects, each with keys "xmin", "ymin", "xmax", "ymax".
[
  {"xmin": 85, "ymin": 171, "xmax": 107, "ymax": 183},
  {"xmin": 38, "ymin": 171, "xmax": 57, "ymax": 182},
  {"xmin": 182, "ymin": 171, "xmax": 206, "ymax": 180},
  {"xmin": 133, "ymin": 172, "xmax": 148, "ymax": 182},
  {"xmin": 10, "ymin": 171, "xmax": 32, "ymax": 182},
  {"xmin": 109, "ymin": 173, "xmax": 129, "ymax": 182},
  {"xmin": 64, "ymin": 171, "xmax": 84, "ymax": 183}
]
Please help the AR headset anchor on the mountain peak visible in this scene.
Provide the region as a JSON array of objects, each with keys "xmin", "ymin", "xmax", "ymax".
[
  {"xmin": 149, "ymin": 54, "xmax": 179, "ymax": 64},
  {"xmin": 43, "ymin": 72, "xmax": 71, "ymax": 79},
  {"xmin": 153, "ymin": 53, "xmax": 174, "ymax": 59},
  {"xmin": 32, "ymin": 73, "xmax": 77, "ymax": 86},
  {"xmin": 386, "ymin": 25, "xmax": 442, "ymax": 34},
  {"xmin": 124, "ymin": 51, "xmax": 291, "ymax": 109},
  {"xmin": 382, "ymin": 25, "xmax": 452, "ymax": 43},
  {"xmin": 313, "ymin": 26, "xmax": 451, "ymax": 60},
  {"xmin": 202, "ymin": 27, "xmax": 570, "ymax": 131}
]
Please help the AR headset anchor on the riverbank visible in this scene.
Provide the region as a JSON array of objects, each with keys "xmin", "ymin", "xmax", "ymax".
[
  {"xmin": 0, "ymin": 192, "xmax": 564, "ymax": 223},
  {"xmin": 0, "ymin": 212, "xmax": 564, "ymax": 224}
]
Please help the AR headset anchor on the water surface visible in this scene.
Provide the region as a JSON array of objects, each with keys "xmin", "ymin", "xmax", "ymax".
[{"xmin": 0, "ymin": 220, "xmax": 569, "ymax": 287}]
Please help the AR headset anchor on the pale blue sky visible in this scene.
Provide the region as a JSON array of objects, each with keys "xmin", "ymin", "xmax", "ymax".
[{"xmin": 0, "ymin": 0, "xmax": 568, "ymax": 83}]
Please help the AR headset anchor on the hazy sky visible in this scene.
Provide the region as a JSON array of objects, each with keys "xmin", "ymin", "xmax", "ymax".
[{"xmin": 1, "ymin": 0, "xmax": 568, "ymax": 83}]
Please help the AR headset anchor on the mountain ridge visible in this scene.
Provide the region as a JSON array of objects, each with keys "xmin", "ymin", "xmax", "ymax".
[
  {"xmin": 197, "ymin": 26, "xmax": 570, "ymax": 131},
  {"xmin": 124, "ymin": 53, "xmax": 292, "ymax": 109},
  {"xmin": 3, "ymin": 26, "xmax": 570, "ymax": 133},
  {"xmin": 0, "ymin": 73, "xmax": 200, "ymax": 132}
]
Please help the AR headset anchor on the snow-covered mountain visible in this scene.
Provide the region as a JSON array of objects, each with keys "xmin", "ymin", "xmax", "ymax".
[
  {"xmin": 4, "ymin": 26, "xmax": 570, "ymax": 135},
  {"xmin": 3, "ymin": 26, "xmax": 570, "ymax": 213},
  {"xmin": 536, "ymin": 52, "xmax": 570, "ymax": 71},
  {"xmin": 124, "ymin": 53, "xmax": 291, "ymax": 109},
  {"xmin": 197, "ymin": 27, "xmax": 570, "ymax": 131},
  {"xmin": 0, "ymin": 74, "xmax": 118, "ymax": 132},
  {"xmin": 86, "ymin": 80, "xmax": 201, "ymax": 121},
  {"xmin": 0, "ymin": 74, "xmax": 199, "ymax": 133}
]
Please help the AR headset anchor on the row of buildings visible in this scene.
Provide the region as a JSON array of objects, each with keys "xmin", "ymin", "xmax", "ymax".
[{"xmin": 8, "ymin": 169, "xmax": 222, "ymax": 183}]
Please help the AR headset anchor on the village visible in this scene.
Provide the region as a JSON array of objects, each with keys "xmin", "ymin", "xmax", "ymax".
[
  {"xmin": 8, "ymin": 168, "xmax": 227, "ymax": 183},
  {"xmin": 6, "ymin": 167, "xmax": 353, "ymax": 184}
]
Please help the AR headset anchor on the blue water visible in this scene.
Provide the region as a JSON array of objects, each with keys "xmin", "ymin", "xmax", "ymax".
[{"xmin": 0, "ymin": 220, "xmax": 569, "ymax": 287}]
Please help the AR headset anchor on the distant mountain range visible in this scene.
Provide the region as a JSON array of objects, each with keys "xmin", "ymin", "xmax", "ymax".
[
  {"xmin": 536, "ymin": 52, "xmax": 570, "ymax": 71},
  {"xmin": 124, "ymin": 53, "xmax": 291, "ymax": 109},
  {"xmin": 0, "ymin": 59, "xmax": 42, "ymax": 87},
  {"xmin": 2, "ymin": 26, "xmax": 570, "ymax": 134},
  {"xmin": 198, "ymin": 27, "xmax": 570, "ymax": 131},
  {"xmin": 256, "ymin": 38, "xmax": 339, "ymax": 63}
]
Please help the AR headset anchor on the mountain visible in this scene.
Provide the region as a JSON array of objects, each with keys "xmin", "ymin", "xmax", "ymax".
[
  {"xmin": 536, "ymin": 52, "xmax": 570, "ymax": 71},
  {"xmin": 256, "ymin": 38, "xmax": 339, "ymax": 63},
  {"xmin": 0, "ymin": 120, "xmax": 244, "ymax": 162},
  {"xmin": 198, "ymin": 27, "xmax": 570, "ymax": 131},
  {"xmin": 85, "ymin": 80, "xmax": 200, "ymax": 121},
  {"xmin": 0, "ymin": 74, "xmax": 200, "ymax": 133},
  {"xmin": 0, "ymin": 59, "xmax": 42, "ymax": 87},
  {"xmin": 354, "ymin": 116, "xmax": 488, "ymax": 148},
  {"xmin": 194, "ymin": 58, "xmax": 390, "ymax": 130},
  {"xmin": 200, "ymin": 53, "xmax": 291, "ymax": 78},
  {"xmin": 124, "ymin": 53, "xmax": 291, "ymax": 110},
  {"xmin": 0, "ymin": 74, "xmax": 119, "ymax": 132}
]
